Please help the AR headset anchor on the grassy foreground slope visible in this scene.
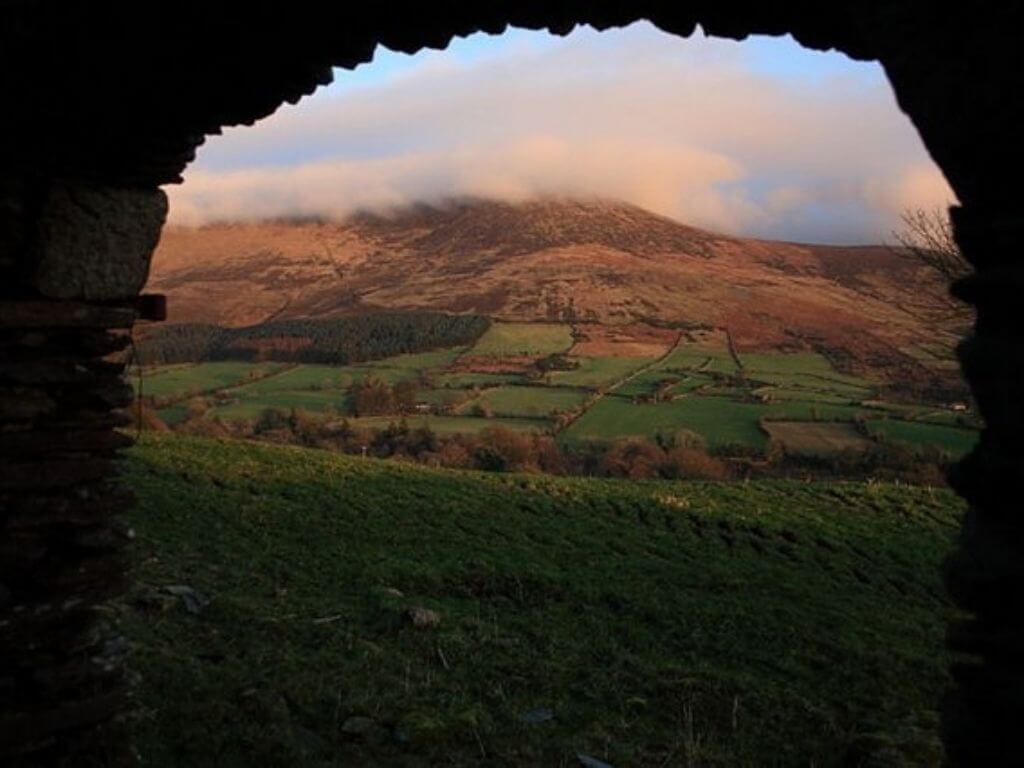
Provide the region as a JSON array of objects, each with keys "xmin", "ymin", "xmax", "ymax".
[{"xmin": 119, "ymin": 434, "xmax": 961, "ymax": 767}]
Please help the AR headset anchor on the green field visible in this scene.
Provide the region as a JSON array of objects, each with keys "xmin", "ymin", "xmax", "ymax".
[
  {"xmin": 359, "ymin": 348, "xmax": 465, "ymax": 371},
  {"xmin": 195, "ymin": 351, "xmax": 472, "ymax": 421},
  {"xmin": 564, "ymin": 397, "xmax": 773, "ymax": 448},
  {"xmin": 136, "ymin": 335, "xmax": 975, "ymax": 459},
  {"xmin": 232, "ymin": 363, "xmax": 414, "ymax": 394},
  {"xmin": 667, "ymin": 374, "xmax": 716, "ymax": 395},
  {"xmin": 613, "ymin": 370, "xmax": 707, "ymax": 399},
  {"xmin": 414, "ymin": 388, "xmax": 471, "ymax": 408},
  {"xmin": 138, "ymin": 361, "xmax": 288, "ymax": 400},
  {"xmin": 226, "ymin": 365, "xmax": 360, "ymax": 393},
  {"xmin": 119, "ymin": 434, "xmax": 959, "ymax": 766},
  {"xmin": 563, "ymin": 397, "xmax": 869, "ymax": 450},
  {"xmin": 863, "ymin": 401, "xmax": 974, "ymax": 428},
  {"xmin": 154, "ymin": 402, "xmax": 189, "ymax": 425},
  {"xmin": 470, "ymin": 322, "xmax": 573, "ymax": 357},
  {"xmin": 461, "ymin": 385, "xmax": 590, "ymax": 418},
  {"xmin": 435, "ymin": 372, "xmax": 526, "ymax": 388},
  {"xmin": 738, "ymin": 352, "xmax": 875, "ymax": 395},
  {"xmin": 208, "ymin": 390, "xmax": 351, "ymax": 420},
  {"xmin": 740, "ymin": 352, "xmax": 861, "ymax": 379},
  {"xmin": 547, "ymin": 356, "xmax": 654, "ymax": 388},
  {"xmin": 350, "ymin": 415, "xmax": 548, "ymax": 435},
  {"xmin": 655, "ymin": 343, "xmax": 738, "ymax": 374},
  {"xmin": 867, "ymin": 419, "xmax": 980, "ymax": 458},
  {"xmin": 763, "ymin": 420, "xmax": 874, "ymax": 455},
  {"xmin": 754, "ymin": 386, "xmax": 861, "ymax": 405}
]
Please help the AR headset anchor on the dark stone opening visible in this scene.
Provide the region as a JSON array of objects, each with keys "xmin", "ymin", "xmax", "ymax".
[{"xmin": 1, "ymin": 3, "xmax": 1020, "ymax": 764}]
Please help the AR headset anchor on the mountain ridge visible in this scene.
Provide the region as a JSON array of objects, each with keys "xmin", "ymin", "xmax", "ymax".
[{"xmin": 148, "ymin": 197, "xmax": 955, "ymax": 382}]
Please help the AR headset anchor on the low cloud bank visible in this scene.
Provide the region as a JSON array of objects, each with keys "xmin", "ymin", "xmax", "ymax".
[{"xmin": 167, "ymin": 23, "xmax": 955, "ymax": 244}]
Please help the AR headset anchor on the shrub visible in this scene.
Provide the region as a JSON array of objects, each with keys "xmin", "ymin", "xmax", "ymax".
[
  {"xmin": 255, "ymin": 407, "xmax": 291, "ymax": 435},
  {"xmin": 475, "ymin": 426, "xmax": 535, "ymax": 472},
  {"xmin": 289, "ymin": 408, "xmax": 326, "ymax": 446},
  {"xmin": 185, "ymin": 397, "xmax": 210, "ymax": 421},
  {"xmin": 177, "ymin": 416, "xmax": 231, "ymax": 439},
  {"xmin": 663, "ymin": 446, "xmax": 730, "ymax": 480},
  {"xmin": 470, "ymin": 402, "xmax": 494, "ymax": 419},
  {"xmin": 655, "ymin": 428, "xmax": 706, "ymax": 451},
  {"xmin": 534, "ymin": 436, "xmax": 567, "ymax": 475},
  {"xmin": 405, "ymin": 425, "xmax": 439, "ymax": 457},
  {"xmin": 349, "ymin": 376, "xmax": 394, "ymax": 416},
  {"xmin": 534, "ymin": 353, "xmax": 578, "ymax": 373},
  {"xmin": 436, "ymin": 439, "xmax": 474, "ymax": 469},
  {"xmin": 393, "ymin": 380, "xmax": 419, "ymax": 412},
  {"xmin": 598, "ymin": 438, "xmax": 664, "ymax": 479}
]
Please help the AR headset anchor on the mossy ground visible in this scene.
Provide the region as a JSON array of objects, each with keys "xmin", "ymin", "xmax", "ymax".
[{"xmin": 118, "ymin": 434, "xmax": 961, "ymax": 766}]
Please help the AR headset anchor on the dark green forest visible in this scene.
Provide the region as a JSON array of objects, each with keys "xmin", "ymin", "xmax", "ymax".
[{"xmin": 135, "ymin": 313, "xmax": 490, "ymax": 366}]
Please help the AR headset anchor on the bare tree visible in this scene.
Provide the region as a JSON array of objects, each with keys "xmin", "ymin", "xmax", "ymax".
[{"xmin": 891, "ymin": 207, "xmax": 973, "ymax": 327}]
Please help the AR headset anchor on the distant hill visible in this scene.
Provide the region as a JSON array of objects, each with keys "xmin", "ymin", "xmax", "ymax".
[{"xmin": 148, "ymin": 197, "xmax": 958, "ymax": 383}]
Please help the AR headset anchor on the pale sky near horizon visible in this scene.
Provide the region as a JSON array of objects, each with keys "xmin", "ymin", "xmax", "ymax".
[{"xmin": 168, "ymin": 22, "xmax": 955, "ymax": 244}]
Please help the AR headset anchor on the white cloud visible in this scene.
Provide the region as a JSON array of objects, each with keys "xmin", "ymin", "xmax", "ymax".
[{"xmin": 167, "ymin": 23, "xmax": 957, "ymax": 243}]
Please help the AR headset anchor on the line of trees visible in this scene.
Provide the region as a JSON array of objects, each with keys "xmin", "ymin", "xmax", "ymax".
[
  {"xmin": 158, "ymin": 404, "xmax": 731, "ymax": 480},
  {"xmin": 133, "ymin": 398, "xmax": 953, "ymax": 486},
  {"xmin": 134, "ymin": 312, "xmax": 490, "ymax": 366},
  {"xmin": 269, "ymin": 416, "xmax": 731, "ymax": 479}
]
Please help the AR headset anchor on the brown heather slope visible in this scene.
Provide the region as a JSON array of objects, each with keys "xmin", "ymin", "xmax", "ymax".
[{"xmin": 147, "ymin": 198, "xmax": 960, "ymax": 381}]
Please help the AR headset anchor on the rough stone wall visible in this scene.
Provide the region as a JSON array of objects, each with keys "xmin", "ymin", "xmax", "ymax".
[
  {"xmin": 1, "ymin": 2, "xmax": 1022, "ymax": 764},
  {"xmin": 941, "ymin": 205, "xmax": 1024, "ymax": 765},
  {"xmin": 0, "ymin": 179, "xmax": 165, "ymax": 763},
  {"xmin": 32, "ymin": 183, "xmax": 167, "ymax": 301}
]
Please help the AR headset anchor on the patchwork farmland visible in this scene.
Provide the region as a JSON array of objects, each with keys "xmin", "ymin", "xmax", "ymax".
[{"xmin": 135, "ymin": 319, "xmax": 980, "ymax": 460}]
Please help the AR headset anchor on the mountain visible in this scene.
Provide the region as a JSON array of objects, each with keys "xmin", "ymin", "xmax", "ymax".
[{"xmin": 146, "ymin": 197, "xmax": 958, "ymax": 381}]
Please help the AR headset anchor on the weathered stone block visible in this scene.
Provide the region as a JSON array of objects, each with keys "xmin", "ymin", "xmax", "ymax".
[{"xmin": 32, "ymin": 182, "xmax": 167, "ymax": 300}]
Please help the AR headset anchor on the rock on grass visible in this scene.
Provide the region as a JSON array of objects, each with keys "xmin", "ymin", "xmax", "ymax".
[{"xmin": 406, "ymin": 606, "xmax": 442, "ymax": 629}]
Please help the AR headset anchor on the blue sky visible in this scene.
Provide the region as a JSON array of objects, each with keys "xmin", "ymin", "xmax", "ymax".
[
  {"xmin": 174, "ymin": 22, "xmax": 952, "ymax": 243},
  {"xmin": 327, "ymin": 26, "xmax": 870, "ymax": 95}
]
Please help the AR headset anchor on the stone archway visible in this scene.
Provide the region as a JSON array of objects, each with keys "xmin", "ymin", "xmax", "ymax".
[{"xmin": 1, "ymin": 3, "xmax": 1020, "ymax": 764}]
